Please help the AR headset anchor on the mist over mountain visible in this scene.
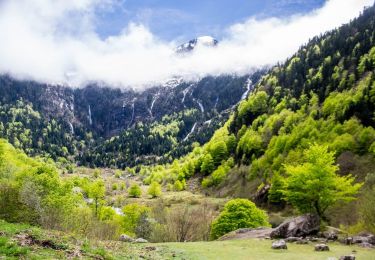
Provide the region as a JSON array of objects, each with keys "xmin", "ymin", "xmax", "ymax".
[{"xmin": 0, "ymin": 0, "xmax": 371, "ymax": 87}]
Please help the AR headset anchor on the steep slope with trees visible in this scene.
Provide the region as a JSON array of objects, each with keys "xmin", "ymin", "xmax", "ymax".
[{"xmin": 139, "ymin": 5, "xmax": 375, "ymax": 231}]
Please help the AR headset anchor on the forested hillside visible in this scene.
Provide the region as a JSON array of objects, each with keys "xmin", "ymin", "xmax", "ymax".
[
  {"xmin": 0, "ymin": 72, "xmax": 264, "ymax": 168},
  {"xmin": 138, "ymin": 5, "xmax": 375, "ymax": 232},
  {"xmin": 2, "ymin": 1, "xmax": 375, "ymax": 259}
]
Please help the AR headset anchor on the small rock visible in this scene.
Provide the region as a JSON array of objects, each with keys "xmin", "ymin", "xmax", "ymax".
[
  {"xmin": 339, "ymin": 256, "xmax": 355, "ymax": 260},
  {"xmin": 119, "ymin": 234, "xmax": 135, "ymax": 242},
  {"xmin": 134, "ymin": 238, "xmax": 148, "ymax": 243},
  {"xmin": 323, "ymin": 231, "xmax": 338, "ymax": 241},
  {"xmin": 315, "ymin": 243, "xmax": 330, "ymax": 251},
  {"xmin": 254, "ymin": 184, "xmax": 270, "ymax": 204},
  {"xmin": 345, "ymin": 237, "xmax": 353, "ymax": 245},
  {"xmin": 272, "ymin": 240, "xmax": 287, "ymax": 249}
]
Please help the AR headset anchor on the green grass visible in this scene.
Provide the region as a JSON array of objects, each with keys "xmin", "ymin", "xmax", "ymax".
[
  {"xmin": 0, "ymin": 220, "xmax": 171, "ymax": 259},
  {"xmin": 158, "ymin": 239, "xmax": 375, "ymax": 260},
  {"xmin": 2, "ymin": 219, "xmax": 375, "ymax": 260}
]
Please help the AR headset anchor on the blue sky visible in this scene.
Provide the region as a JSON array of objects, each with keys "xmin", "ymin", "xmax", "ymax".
[{"xmin": 96, "ymin": 0, "xmax": 326, "ymax": 42}]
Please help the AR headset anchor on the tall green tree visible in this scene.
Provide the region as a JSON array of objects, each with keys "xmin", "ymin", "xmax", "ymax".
[
  {"xmin": 88, "ymin": 180, "xmax": 106, "ymax": 218},
  {"xmin": 282, "ymin": 144, "xmax": 362, "ymax": 220},
  {"xmin": 200, "ymin": 154, "xmax": 215, "ymax": 174}
]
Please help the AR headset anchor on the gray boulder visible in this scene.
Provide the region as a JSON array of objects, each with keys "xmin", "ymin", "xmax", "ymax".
[
  {"xmin": 271, "ymin": 240, "xmax": 287, "ymax": 249},
  {"xmin": 119, "ymin": 234, "xmax": 135, "ymax": 242},
  {"xmin": 254, "ymin": 184, "xmax": 270, "ymax": 205},
  {"xmin": 343, "ymin": 233, "xmax": 375, "ymax": 246},
  {"xmin": 352, "ymin": 236, "xmax": 367, "ymax": 244},
  {"xmin": 353, "ymin": 233, "xmax": 375, "ymax": 245},
  {"xmin": 134, "ymin": 238, "xmax": 148, "ymax": 243},
  {"xmin": 314, "ymin": 243, "xmax": 329, "ymax": 251},
  {"xmin": 358, "ymin": 242, "xmax": 374, "ymax": 248},
  {"xmin": 270, "ymin": 214, "xmax": 320, "ymax": 238},
  {"xmin": 295, "ymin": 239, "xmax": 309, "ymax": 244},
  {"xmin": 285, "ymin": 237, "xmax": 300, "ymax": 242}
]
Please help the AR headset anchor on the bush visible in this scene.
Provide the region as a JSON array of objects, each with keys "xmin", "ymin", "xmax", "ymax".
[
  {"xmin": 148, "ymin": 181, "xmax": 162, "ymax": 198},
  {"xmin": 210, "ymin": 199, "xmax": 270, "ymax": 240},
  {"xmin": 114, "ymin": 170, "xmax": 122, "ymax": 178},
  {"xmin": 128, "ymin": 184, "xmax": 142, "ymax": 198},
  {"xmin": 173, "ymin": 180, "xmax": 185, "ymax": 191}
]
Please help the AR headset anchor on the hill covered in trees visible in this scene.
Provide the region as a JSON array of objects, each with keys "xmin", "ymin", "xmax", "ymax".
[
  {"xmin": 0, "ymin": 72, "xmax": 264, "ymax": 168},
  {"xmin": 137, "ymin": 4, "xmax": 375, "ymax": 232}
]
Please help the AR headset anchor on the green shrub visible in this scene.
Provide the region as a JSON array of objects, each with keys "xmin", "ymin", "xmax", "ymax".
[
  {"xmin": 210, "ymin": 199, "xmax": 270, "ymax": 240},
  {"xmin": 148, "ymin": 181, "xmax": 162, "ymax": 198},
  {"xmin": 128, "ymin": 184, "xmax": 142, "ymax": 198},
  {"xmin": 174, "ymin": 180, "xmax": 185, "ymax": 191},
  {"xmin": 0, "ymin": 237, "xmax": 28, "ymax": 257},
  {"xmin": 114, "ymin": 170, "xmax": 122, "ymax": 178}
]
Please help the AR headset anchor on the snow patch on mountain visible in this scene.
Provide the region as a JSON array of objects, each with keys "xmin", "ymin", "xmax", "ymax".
[{"xmin": 176, "ymin": 36, "xmax": 218, "ymax": 53}]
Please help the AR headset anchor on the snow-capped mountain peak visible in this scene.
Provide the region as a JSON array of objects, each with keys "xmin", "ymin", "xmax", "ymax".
[{"xmin": 176, "ymin": 36, "xmax": 218, "ymax": 53}]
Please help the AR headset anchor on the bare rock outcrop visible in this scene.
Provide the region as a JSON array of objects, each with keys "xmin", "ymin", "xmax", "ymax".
[{"xmin": 270, "ymin": 214, "xmax": 320, "ymax": 238}]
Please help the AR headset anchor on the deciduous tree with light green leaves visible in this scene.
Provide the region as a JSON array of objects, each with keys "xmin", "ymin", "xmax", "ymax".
[
  {"xmin": 87, "ymin": 180, "xmax": 106, "ymax": 218},
  {"xmin": 282, "ymin": 144, "xmax": 362, "ymax": 220}
]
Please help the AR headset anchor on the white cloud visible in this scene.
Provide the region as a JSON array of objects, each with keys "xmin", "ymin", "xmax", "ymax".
[{"xmin": 0, "ymin": 0, "xmax": 372, "ymax": 89}]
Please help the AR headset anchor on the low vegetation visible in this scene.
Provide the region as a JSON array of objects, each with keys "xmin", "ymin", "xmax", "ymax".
[{"xmin": 210, "ymin": 199, "xmax": 270, "ymax": 240}]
